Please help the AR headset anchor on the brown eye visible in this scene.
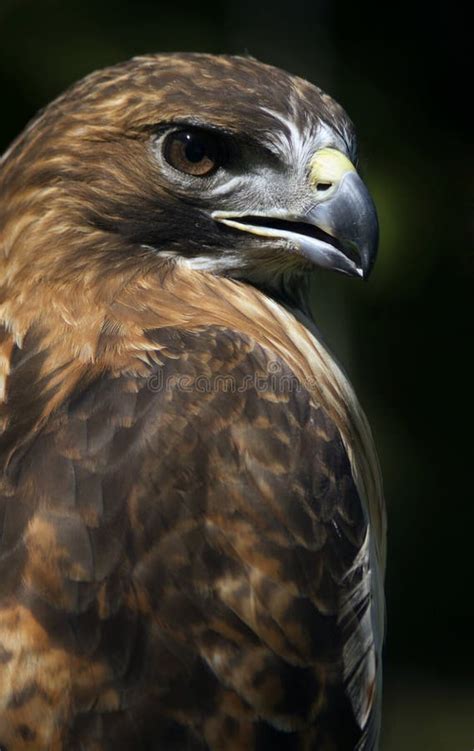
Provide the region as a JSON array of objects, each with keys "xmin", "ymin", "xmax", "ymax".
[{"xmin": 163, "ymin": 129, "xmax": 222, "ymax": 176}]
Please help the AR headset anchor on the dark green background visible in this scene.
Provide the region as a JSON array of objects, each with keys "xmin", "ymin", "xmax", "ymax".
[{"xmin": 1, "ymin": 1, "xmax": 471, "ymax": 748}]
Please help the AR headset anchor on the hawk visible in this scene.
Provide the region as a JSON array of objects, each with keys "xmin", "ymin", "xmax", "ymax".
[{"xmin": 0, "ymin": 54, "xmax": 386, "ymax": 750}]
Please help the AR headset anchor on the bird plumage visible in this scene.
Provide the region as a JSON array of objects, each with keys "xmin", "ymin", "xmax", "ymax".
[{"xmin": 0, "ymin": 53, "xmax": 385, "ymax": 750}]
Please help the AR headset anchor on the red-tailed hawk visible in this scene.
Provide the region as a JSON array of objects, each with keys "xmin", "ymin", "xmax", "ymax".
[{"xmin": 0, "ymin": 54, "xmax": 386, "ymax": 750}]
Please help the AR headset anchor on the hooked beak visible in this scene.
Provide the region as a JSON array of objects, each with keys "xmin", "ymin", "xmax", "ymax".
[{"xmin": 212, "ymin": 148, "xmax": 379, "ymax": 279}]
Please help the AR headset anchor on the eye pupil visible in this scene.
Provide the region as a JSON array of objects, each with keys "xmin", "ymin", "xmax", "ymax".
[
  {"xmin": 163, "ymin": 128, "xmax": 223, "ymax": 177},
  {"xmin": 184, "ymin": 134, "xmax": 207, "ymax": 163}
]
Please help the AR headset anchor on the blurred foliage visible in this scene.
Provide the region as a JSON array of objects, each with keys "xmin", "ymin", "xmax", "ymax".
[{"xmin": 0, "ymin": 1, "xmax": 472, "ymax": 747}]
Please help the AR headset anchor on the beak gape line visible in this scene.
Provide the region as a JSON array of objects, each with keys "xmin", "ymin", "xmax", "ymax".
[{"xmin": 213, "ymin": 148, "xmax": 379, "ymax": 279}]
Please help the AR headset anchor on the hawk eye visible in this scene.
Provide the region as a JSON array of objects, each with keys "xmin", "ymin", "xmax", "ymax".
[{"xmin": 163, "ymin": 129, "xmax": 222, "ymax": 177}]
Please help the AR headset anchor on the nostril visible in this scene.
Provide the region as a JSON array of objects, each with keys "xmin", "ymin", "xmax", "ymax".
[{"xmin": 316, "ymin": 182, "xmax": 332, "ymax": 192}]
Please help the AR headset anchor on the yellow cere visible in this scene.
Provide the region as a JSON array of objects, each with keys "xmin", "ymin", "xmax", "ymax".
[{"xmin": 309, "ymin": 147, "xmax": 356, "ymax": 188}]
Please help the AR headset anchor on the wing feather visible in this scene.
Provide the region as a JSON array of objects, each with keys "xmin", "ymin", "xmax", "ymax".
[{"xmin": 0, "ymin": 324, "xmax": 380, "ymax": 750}]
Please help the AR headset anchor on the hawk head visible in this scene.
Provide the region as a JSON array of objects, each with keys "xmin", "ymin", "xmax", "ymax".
[{"xmin": 1, "ymin": 53, "xmax": 378, "ymax": 298}]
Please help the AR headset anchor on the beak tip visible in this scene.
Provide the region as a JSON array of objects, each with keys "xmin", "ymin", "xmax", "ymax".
[{"xmin": 362, "ymin": 239, "xmax": 379, "ymax": 281}]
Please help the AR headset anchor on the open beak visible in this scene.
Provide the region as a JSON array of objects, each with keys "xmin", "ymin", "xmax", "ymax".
[{"xmin": 212, "ymin": 148, "xmax": 378, "ymax": 279}]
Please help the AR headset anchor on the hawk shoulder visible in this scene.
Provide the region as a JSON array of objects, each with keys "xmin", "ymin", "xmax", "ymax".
[{"xmin": 0, "ymin": 322, "xmax": 377, "ymax": 750}]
